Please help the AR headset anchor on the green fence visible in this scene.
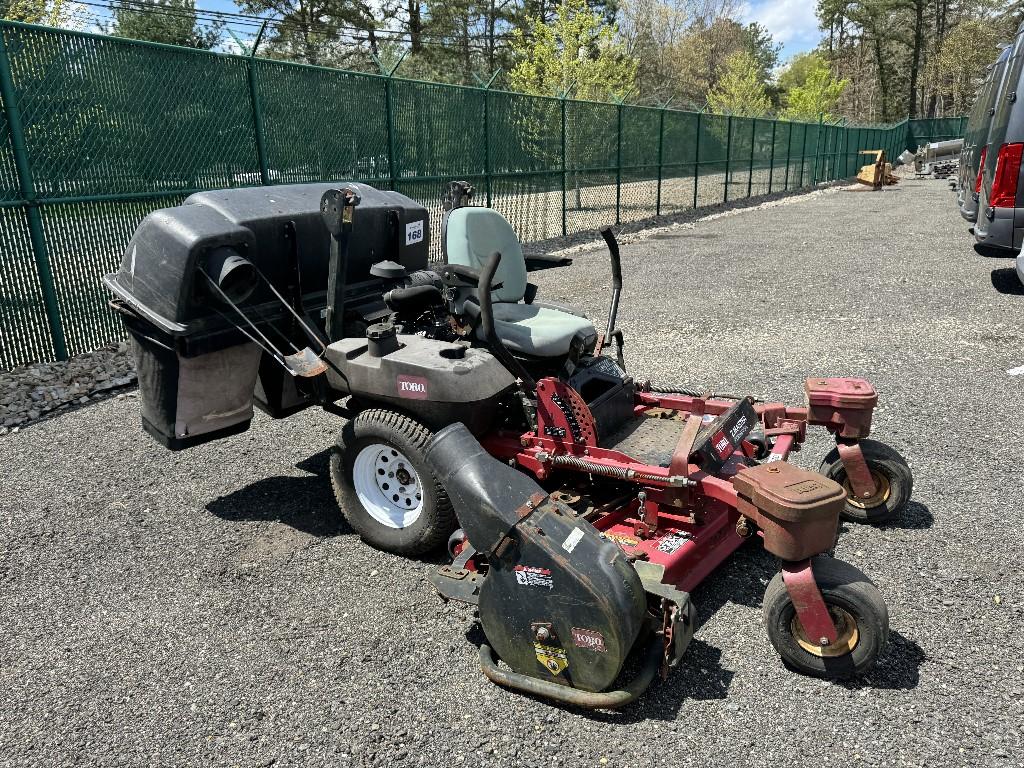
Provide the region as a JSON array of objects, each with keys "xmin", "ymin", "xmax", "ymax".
[
  {"xmin": 906, "ymin": 117, "xmax": 969, "ymax": 150},
  {"xmin": 0, "ymin": 20, "xmax": 957, "ymax": 370}
]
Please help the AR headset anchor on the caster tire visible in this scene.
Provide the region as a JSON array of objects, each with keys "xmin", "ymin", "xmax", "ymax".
[
  {"xmin": 330, "ymin": 409, "xmax": 455, "ymax": 556},
  {"xmin": 764, "ymin": 557, "xmax": 888, "ymax": 679},
  {"xmin": 820, "ymin": 439, "xmax": 912, "ymax": 525}
]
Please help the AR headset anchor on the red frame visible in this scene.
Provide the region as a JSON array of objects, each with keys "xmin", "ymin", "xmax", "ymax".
[{"xmin": 481, "ymin": 378, "xmax": 873, "ymax": 642}]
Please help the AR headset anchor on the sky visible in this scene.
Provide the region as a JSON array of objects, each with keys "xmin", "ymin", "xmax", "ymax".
[
  {"xmin": 193, "ymin": 0, "xmax": 824, "ymax": 62},
  {"xmin": 741, "ymin": 0, "xmax": 823, "ymax": 61}
]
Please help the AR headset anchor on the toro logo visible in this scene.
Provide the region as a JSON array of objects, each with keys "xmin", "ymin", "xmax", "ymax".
[
  {"xmin": 397, "ymin": 375, "xmax": 429, "ymax": 400},
  {"xmin": 712, "ymin": 430, "xmax": 732, "ymax": 459}
]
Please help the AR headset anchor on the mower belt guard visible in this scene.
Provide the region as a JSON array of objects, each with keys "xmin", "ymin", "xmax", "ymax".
[
  {"xmin": 425, "ymin": 423, "xmax": 648, "ymax": 695},
  {"xmin": 805, "ymin": 377, "xmax": 877, "ymax": 439},
  {"xmin": 733, "ymin": 462, "xmax": 846, "ymax": 561}
]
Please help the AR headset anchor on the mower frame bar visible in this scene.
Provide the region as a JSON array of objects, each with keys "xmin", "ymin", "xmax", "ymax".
[{"xmin": 478, "ymin": 635, "xmax": 664, "ymax": 710}]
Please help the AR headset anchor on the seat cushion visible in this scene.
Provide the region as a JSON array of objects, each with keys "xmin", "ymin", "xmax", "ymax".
[
  {"xmin": 485, "ymin": 303, "xmax": 597, "ymax": 358},
  {"xmin": 445, "ymin": 207, "xmax": 528, "ymax": 303}
]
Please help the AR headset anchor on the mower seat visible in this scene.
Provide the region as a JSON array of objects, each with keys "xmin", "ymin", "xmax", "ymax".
[{"xmin": 445, "ymin": 207, "xmax": 596, "ymax": 359}]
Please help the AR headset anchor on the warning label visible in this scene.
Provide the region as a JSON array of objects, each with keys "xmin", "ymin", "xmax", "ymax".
[
  {"xmin": 656, "ymin": 532, "xmax": 692, "ymax": 554},
  {"xmin": 514, "ymin": 565, "xmax": 554, "ymax": 589}
]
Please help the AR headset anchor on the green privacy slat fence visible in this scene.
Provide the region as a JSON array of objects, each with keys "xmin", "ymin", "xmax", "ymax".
[{"xmin": 0, "ymin": 20, "xmax": 965, "ymax": 370}]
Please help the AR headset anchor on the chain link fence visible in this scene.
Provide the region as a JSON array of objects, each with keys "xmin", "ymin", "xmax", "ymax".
[{"xmin": 0, "ymin": 20, "xmax": 961, "ymax": 370}]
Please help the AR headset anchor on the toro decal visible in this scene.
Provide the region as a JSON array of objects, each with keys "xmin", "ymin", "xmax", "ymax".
[
  {"xmin": 571, "ymin": 627, "xmax": 607, "ymax": 652},
  {"xmin": 397, "ymin": 375, "xmax": 429, "ymax": 400},
  {"xmin": 712, "ymin": 430, "xmax": 732, "ymax": 460}
]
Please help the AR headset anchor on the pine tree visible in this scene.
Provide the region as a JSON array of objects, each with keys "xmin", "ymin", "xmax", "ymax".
[{"xmin": 111, "ymin": 0, "xmax": 222, "ymax": 49}]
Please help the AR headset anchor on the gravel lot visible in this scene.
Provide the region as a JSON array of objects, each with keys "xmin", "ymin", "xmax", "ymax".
[{"xmin": 2, "ymin": 177, "xmax": 1023, "ymax": 767}]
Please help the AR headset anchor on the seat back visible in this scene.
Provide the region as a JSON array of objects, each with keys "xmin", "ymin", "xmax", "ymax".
[{"xmin": 444, "ymin": 207, "xmax": 527, "ymax": 304}]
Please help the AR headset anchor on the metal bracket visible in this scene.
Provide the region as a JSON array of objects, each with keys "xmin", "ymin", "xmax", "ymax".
[
  {"xmin": 836, "ymin": 440, "xmax": 877, "ymax": 500},
  {"xmin": 781, "ymin": 560, "xmax": 838, "ymax": 647}
]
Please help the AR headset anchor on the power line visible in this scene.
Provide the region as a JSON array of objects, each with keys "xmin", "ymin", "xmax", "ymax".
[{"xmin": 81, "ymin": 0, "xmax": 525, "ymax": 47}]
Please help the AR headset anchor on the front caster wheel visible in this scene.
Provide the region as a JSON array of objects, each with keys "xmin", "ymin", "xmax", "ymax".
[
  {"xmin": 330, "ymin": 409, "xmax": 456, "ymax": 556},
  {"xmin": 763, "ymin": 557, "xmax": 888, "ymax": 679},
  {"xmin": 819, "ymin": 439, "xmax": 912, "ymax": 525}
]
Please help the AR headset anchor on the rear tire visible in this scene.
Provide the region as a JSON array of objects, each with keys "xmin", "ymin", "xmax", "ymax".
[
  {"xmin": 330, "ymin": 409, "xmax": 455, "ymax": 556},
  {"xmin": 819, "ymin": 439, "xmax": 912, "ymax": 525},
  {"xmin": 763, "ymin": 557, "xmax": 888, "ymax": 679}
]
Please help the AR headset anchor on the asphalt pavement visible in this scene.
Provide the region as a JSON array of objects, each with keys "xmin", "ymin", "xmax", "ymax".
[{"xmin": 2, "ymin": 177, "xmax": 1023, "ymax": 767}]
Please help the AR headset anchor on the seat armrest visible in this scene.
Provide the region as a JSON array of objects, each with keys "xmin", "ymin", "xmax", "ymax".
[{"xmin": 525, "ymin": 256, "xmax": 573, "ymax": 272}]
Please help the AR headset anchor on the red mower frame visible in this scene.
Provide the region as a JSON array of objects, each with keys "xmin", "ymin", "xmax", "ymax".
[{"xmin": 481, "ymin": 375, "xmax": 886, "ymax": 665}]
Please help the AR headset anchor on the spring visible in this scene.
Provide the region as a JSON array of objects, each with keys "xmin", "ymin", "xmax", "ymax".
[
  {"xmin": 549, "ymin": 454, "xmax": 631, "ymax": 480},
  {"xmin": 548, "ymin": 454, "xmax": 686, "ymax": 486}
]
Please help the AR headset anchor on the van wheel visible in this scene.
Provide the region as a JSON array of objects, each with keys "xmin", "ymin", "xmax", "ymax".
[{"xmin": 330, "ymin": 409, "xmax": 455, "ymax": 556}]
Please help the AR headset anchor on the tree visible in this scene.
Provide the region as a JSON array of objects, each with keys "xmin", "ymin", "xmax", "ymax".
[
  {"xmin": 706, "ymin": 49, "xmax": 771, "ymax": 116},
  {"xmin": 2, "ymin": 0, "xmax": 46, "ymax": 22},
  {"xmin": 777, "ymin": 51, "xmax": 824, "ymax": 93},
  {"xmin": 781, "ymin": 58, "xmax": 848, "ymax": 121},
  {"xmin": 508, "ymin": 0, "xmax": 637, "ymax": 100},
  {"xmin": 926, "ymin": 18, "xmax": 1001, "ymax": 116},
  {"xmin": 670, "ymin": 14, "xmax": 779, "ymax": 108},
  {"xmin": 111, "ymin": 0, "xmax": 222, "ymax": 49},
  {"xmin": 236, "ymin": 0, "xmax": 391, "ymax": 67},
  {"xmin": 618, "ymin": 0, "xmax": 690, "ymax": 104}
]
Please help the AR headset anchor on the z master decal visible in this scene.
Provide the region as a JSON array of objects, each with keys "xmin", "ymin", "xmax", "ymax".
[{"xmin": 514, "ymin": 565, "xmax": 554, "ymax": 589}]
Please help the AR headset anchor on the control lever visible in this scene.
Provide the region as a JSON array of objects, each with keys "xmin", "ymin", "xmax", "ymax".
[{"xmin": 599, "ymin": 227, "xmax": 625, "ymax": 369}]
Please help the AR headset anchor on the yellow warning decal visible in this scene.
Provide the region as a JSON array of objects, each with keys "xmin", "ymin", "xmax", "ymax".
[{"xmin": 534, "ymin": 643, "xmax": 568, "ymax": 675}]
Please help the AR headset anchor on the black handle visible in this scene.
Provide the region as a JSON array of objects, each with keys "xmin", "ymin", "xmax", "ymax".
[
  {"xmin": 476, "ymin": 252, "xmax": 535, "ymax": 391},
  {"xmin": 477, "ymin": 252, "xmax": 501, "ymax": 346},
  {"xmin": 600, "ymin": 227, "xmax": 622, "ymax": 290}
]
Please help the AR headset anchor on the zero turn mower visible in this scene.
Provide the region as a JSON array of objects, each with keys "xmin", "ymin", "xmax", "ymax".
[{"xmin": 104, "ymin": 180, "xmax": 912, "ymax": 708}]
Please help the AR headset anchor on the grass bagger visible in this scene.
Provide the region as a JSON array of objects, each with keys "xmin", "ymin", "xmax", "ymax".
[{"xmin": 104, "ymin": 180, "xmax": 913, "ymax": 709}]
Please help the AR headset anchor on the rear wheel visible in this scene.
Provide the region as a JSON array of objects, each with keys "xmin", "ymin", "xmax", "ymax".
[
  {"xmin": 763, "ymin": 557, "xmax": 888, "ymax": 679},
  {"xmin": 330, "ymin": 409, "xmax": 455, "ymax": 556},
  {"xmin": 819, "ymin": 439, "xmax": 912, "ymax": 525}
]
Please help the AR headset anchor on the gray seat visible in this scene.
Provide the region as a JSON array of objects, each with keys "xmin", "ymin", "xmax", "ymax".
[{"xmin": 445, "ymin": 207, "xmax": 596, "ymax": 358}]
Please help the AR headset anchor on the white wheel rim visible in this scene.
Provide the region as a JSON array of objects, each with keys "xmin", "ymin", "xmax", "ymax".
[{"xmin": 352, "ymin": 443, "xmax": 424, "ymax": 529}]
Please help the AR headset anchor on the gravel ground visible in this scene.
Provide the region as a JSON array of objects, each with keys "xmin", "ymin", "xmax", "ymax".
[{"xmin": 2, "ymin": 177, "xmax": 1023, "ymax": 767}]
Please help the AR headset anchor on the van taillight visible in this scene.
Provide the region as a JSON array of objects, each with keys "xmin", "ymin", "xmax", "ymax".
[
  {"xmin": 975, "ymin": 146, "xmax": 987, "ymax": 193},
  {"xmin": 990, "ymin": 143, "xmax": 1024, "ymax": 207}
]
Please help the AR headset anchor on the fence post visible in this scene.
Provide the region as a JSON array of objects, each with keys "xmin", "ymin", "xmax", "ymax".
[
  {"xmin": 560, "ymin": 95, "xmax": 567, "ymax": 237},
  {"xmin": 747, "ymin": 117, "xmax": 755, "ymax": 198},
  {"xmin": 656, "ymin": 102, "xmax": 669, "ymax": 217},
  {"xmin": 767, "ymin": 119, "xmax": 776, "ymax": 193},
  {"xmin": 473, "ymin": 69, "xmax": 501, "ymax": 209},
  {"xmin": 723, "ymin": 114, "xmax": 733, "ymax": 203},
  {"xmin": 247, "ymin": 20, "xmax": 270, "ymax": 186},
  {"xmin": 812, "ymin": 112, "xmax": 823, "ymax": 185},
  {"xmin": 798, "ymin": 123, "xmax": 808, "ymax": 187},
  {"xmin": 784, "ymin": 122, "xmax": 792, "ymax": 190},
  {"xmin": 0, "ymin": 28, "xmax": 67, "ymax": 361},
  {"xmin": 615, "ymin": 101, "xmax": 623, "ymax": 225},
  {"xmin": 692, "ymin": 109, "xmax": 702, "ymax": 209},
  {"xmin": 373, "ymin": 53, "xmax": 407, "ymax": 191}
]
